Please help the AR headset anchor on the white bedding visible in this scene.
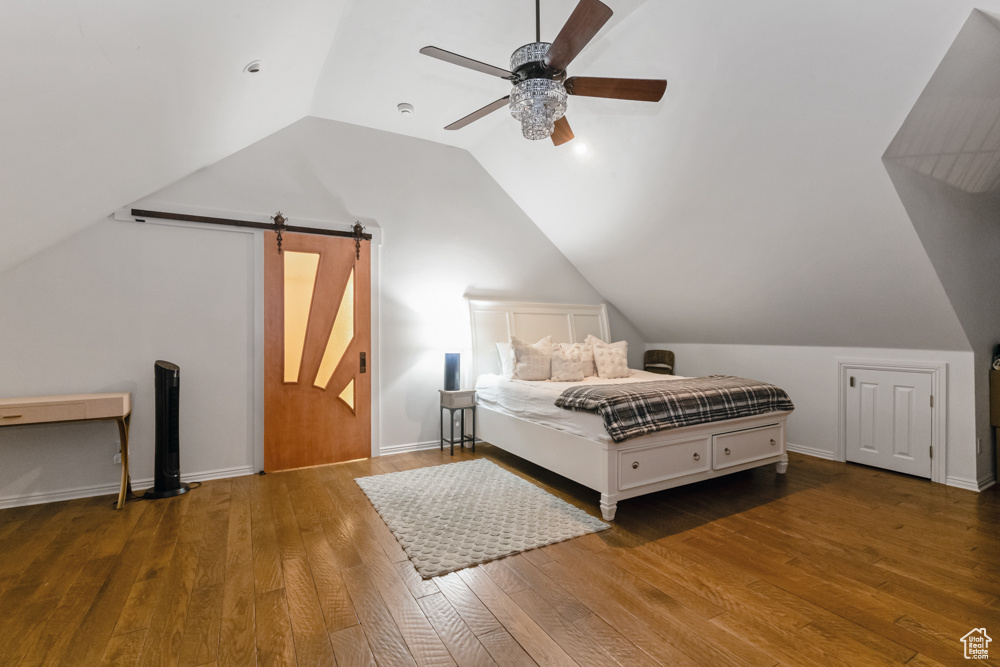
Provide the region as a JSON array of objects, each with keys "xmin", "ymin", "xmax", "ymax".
[{"xmin": 475, "ymin": 370, "xmax": 687, "ymax": 443}]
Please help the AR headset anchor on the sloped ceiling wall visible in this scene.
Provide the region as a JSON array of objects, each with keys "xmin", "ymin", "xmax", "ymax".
[
  {"xmin": 886, "ymin": 9, "xmax": 1000, "ymax": 359},
  {"xmin": 4, "ymin": 0, "xmax": 999, "ymax": 353},
  {"xmin": 884, "ymin": 9, "xmax": 1000, "ymax": 476},
  {"xmin": 312, "ymin": 0, "xmax": 997, "ymax": 351},
  {"xmin": 0, "ymin": 0, "xmax": 349, "ymax": 272}
]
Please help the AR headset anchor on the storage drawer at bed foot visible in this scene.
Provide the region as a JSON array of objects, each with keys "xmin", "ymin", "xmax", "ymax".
[
  {"xmin": 712, "ymin": 423, "xmax": 782, "ymax": 470},
  {"xmin": 618, "ymin": 438, "xmax": 711, "ymax": 490}
]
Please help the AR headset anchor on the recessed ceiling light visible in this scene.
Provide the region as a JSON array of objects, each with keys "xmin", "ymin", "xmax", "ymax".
[
  {"xmin": 243, "ymin": 61, "xmax": 261, "ymax": 74},
  {"xmin": 574, "ymin": 142, "xmax": 588, "ymax": 155},
  {"xmin": 397, "ymin": 102, "xmax": 415, "ymax": 116}
]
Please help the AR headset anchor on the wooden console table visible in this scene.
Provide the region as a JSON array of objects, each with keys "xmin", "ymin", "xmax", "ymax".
[{"xmin": 0, "ymin": 393, "xmax": 132, "ymax": 509}]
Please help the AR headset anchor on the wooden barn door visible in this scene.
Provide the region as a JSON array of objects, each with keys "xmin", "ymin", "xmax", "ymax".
[{"xmin": 264, "ymin": 231, "xmax": 371, "ymax": 471}]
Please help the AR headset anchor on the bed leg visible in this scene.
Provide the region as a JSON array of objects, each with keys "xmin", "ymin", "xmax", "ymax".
[
  {"xmin": 599, "ymin": 495, "xmax": 617, "ymax": 522},
  {"xmin": 776, "ymin": 453, "xmax": 789, "ymax": 475}
]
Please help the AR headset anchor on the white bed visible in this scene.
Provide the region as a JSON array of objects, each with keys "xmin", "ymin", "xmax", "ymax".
[{"xmin": 469, "ymin": 299, "xmax": 791, "ymax": 521}]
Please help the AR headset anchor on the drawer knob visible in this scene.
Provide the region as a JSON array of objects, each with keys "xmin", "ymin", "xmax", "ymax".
[
  {"xmin": 693, "ymin": 452, "xmax": 700, "ymax": 461},
  {"xmin": 724, "ymin": 447, "xmax": 731, "ymax": 455},
  {"xmin": 770, "ymin": 438, "xmax": 776, "ymax": 446},
  {"xmin": 3, "ymin": 415, "xmax": 22, "ymax": 419},
  {"xmin": 632, "ymin": 461, "xmax": 639, "ymax": 469}
]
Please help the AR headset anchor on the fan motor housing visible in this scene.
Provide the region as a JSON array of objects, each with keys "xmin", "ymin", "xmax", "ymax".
[{"xmin": 510, "ymin": 42, "xmax": 566, "ymax": 82}]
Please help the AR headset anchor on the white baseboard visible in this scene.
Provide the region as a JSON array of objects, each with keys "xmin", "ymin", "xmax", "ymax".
[
  {"xmin": 377, "ymin": 440, "xmax": 448, "ymax": 456},
  {"xmin": 786, "ymin": 442, "xmax": 838, "ymax": 461},
  {"xmin": 0, "ymin": 464, "xmax": 257, "ymax": 509},
  {"xmin": 0, "ymin": 479, "xmax": 125, "ymax": 509},
  {"xmin": 174, "ymin": 465, "xmax": 257, "ymax": 486},
  {"xmin": 946, "ymin": 474, "xmax": 995, "ymax": 492},
  {"xmin": 786, "ymin": 446, "xmax": 995, "ymax": 491}
]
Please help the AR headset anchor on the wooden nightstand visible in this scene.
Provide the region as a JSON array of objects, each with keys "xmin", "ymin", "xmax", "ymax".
[{"xmin": 439, "ymin": 389, "xmax": 476, "ymax": 455}]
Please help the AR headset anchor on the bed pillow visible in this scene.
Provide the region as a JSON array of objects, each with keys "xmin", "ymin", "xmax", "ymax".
[
  {"xmin": 551, "ymin": 344, "xmax": 585, "ymax": 382},
  {"xmin": 593, "ymin": 344, "xmax": 630, "ymax": 379},
  {"xmin": 587, "ymin": 335, "xmax": 628, "ymax": 358},
  {"xmin": 588, "ymin": 336, "xmax": 630, "ymax": 379},
  {"xmin": 510, "ymin": 336, "xmax": 553, "ymax": 381},
  {"xmin": 557, "ymin": 341, "xmax": 597, "ymax": 377},
  {"xmin": 495, "ymin": 342, "xmax": 515, "ymax": 378}
]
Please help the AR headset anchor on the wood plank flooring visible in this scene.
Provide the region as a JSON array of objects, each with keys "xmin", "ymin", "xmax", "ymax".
[{"xmin": 0, "ymin": 447, "xmax": 997, "ymax": 666}]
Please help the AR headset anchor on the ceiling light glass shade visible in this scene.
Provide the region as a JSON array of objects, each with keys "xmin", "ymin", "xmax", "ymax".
[
  {"xmin": 509, "ymin": 79, "xmax": 568, "ymax": 140},
  {"xmin": 510, "ymin": 42, "xmax": 551, "ymax": 71}
]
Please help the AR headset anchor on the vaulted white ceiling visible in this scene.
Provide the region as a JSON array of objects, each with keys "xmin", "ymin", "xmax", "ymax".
[
  {"xmin": 0, "ymin": 0, "xmax": 349, "ymax": 270},
  {"xmin": 5, "ymin": 0, "xmax": 998, "ymax": 350},
  {"xmin": 315, "ymin": 0, "xmax": 993, "ymax": 349}
]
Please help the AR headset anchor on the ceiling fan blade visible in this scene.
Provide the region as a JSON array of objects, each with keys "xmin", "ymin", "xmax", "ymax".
[
  {"xmin": 565, "ymin": 77, "xmax": 667, "ymax": 102},
  {"xmin": 544, "ymin": 0, "xmax": 613, "ymax": 71},
  {"xmin": 445, "ymin": 96, "xmax": 511, "ymax": 130},
  {"xmin": 420, "ymin": 46, "xmax": 512, "ymax": 79},
  {"xmin": 551, "ymin": 117, "xmax": 574, "ymax": 146}
]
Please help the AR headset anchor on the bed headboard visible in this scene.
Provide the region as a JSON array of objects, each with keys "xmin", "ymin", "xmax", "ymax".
[{"xmin": 467, "ymin": 299, "xmax": 610, "ymax": 378}]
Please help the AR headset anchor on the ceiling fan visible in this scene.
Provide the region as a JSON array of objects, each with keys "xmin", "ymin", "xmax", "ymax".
[{"xmin": 420, "ymin": 0, "xmax": 667, "ymax": 146}]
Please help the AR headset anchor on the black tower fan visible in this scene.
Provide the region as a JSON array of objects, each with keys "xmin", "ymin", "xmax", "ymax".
[{"xmin": 146, "ymin": 360, "xmax": 190, "ymax": 498}]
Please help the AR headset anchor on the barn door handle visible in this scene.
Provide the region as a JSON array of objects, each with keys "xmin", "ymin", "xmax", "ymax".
[{"xmin": 360, "ymin": 352, "xmax": 366, "ymax": 374}]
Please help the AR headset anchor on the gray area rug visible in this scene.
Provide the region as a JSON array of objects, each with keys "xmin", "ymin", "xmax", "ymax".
[{"xmin": 355, "ymin": 459, "xmax": 609, "ymax": 578}]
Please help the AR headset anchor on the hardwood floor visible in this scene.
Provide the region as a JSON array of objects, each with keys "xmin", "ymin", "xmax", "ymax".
[{"xmin": 1, "ymin": 447, "xmax": 998, "ymax": 666}]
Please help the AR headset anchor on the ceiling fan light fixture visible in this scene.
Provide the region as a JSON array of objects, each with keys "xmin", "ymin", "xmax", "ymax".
[
  {"xmin": 420, "ymin": 0, "xmax": 665, "ymax": 144},
  {"xmin": 510, "ymin": 78, "xmax": 567, "ymax": 140}
]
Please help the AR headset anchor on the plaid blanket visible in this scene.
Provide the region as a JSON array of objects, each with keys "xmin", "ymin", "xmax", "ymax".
[{"xmin": 555, "ymin": 375, "xmax": 794, "ymax": 443}]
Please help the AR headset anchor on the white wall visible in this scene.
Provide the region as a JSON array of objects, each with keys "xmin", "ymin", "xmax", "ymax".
[
  {"xmin": 885, "ymin": 162, "xmax": 1000, "ymax": 487},
  {"xmin": 648, "ymin": 343, "xmax": 983, "ymax": 490},
  {"xmin": 136, "ymin": 117, "xmax": 644, "ymax": 450},
  {"xmin": 0, "ymin": 117, "xmax": 642, "ymax": 506},
  {"xmin": 880, "ymin": 11, "xmax": 1000, "ymax": 484},
  {"xmin": 0, "ymin": 221, "xmax": 256, "ymax": 506}
]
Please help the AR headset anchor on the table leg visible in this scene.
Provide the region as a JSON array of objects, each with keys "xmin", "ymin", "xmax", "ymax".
[
  {"xmin": 471, "ymin": 407, "xmax": 476, "ymax": 453},
  {"xmin": 116, "ymin": 414, "xmax": 132, "ymax": 510},
  {"xmin": 439, "ymin": 407, "xmax": 444, "ymax": 451},
  {"xmin": 460, "ymin": 408, "xmax": 466, "ymax": 450},
  {"xmin": 449, "ymin": 408, "xmax": 455, "ymax": 455}
]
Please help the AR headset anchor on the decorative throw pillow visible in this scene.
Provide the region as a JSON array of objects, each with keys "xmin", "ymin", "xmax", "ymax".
[
  {"xmin": 510, "ymin": 336, "xmax": 553, "ymax": 381},
  {"xmin": 551, "ymin": 344, "xmax": 585, "ymax": 382},
  {"xmin": 593, "ymin": 344, "xmax": 630, "ymax": 379},
  {"xmin": 587, "ymin": 335, "xmax": 628, "ymax": 360},
  {"xmin": 555, "ymin": 341, "xmax": 597, "ymax": 377},
  {"xmin": 579, "ymin": 342, "xmax": 598, "ymax": 377},
  {"xmin": 495, "ymin": 342, "xmax": 515, "ymax": 378}
]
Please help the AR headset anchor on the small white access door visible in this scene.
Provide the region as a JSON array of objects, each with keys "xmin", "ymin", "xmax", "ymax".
[{"xmin": 845, "ymin": 368, "xmax": 933, "ymax": 478}]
